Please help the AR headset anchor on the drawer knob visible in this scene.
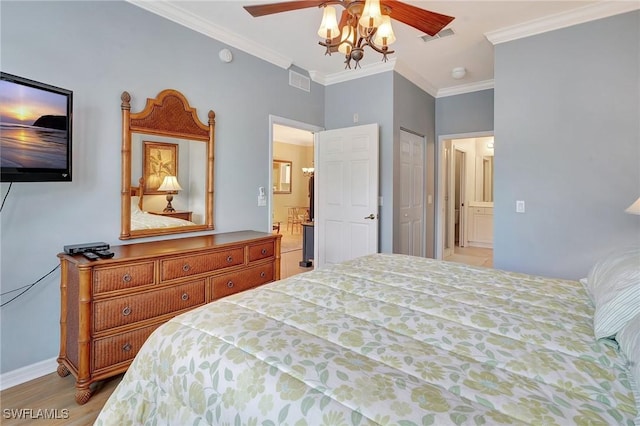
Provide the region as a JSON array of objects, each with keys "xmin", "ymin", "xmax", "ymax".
[
  {"xmin": 181, "ymin": 293, "xmax": 189, "ymax": 301},
  {"xmin": 226, "ymin": 255, "xmax": 233, "ymax": 263},
  {"xmin": 122, "ymin": 307, "xmax": 132, "ymax": 316},
  {"xmin": 227, "ymin": 281, "xmax": 234, "ymax": 288},
  {"xmin": 122, "ymin": 273, "xmax": 132, "ymax": 283},
  {"xmin": 261, "ymin": 248, "xmax": 267, "ymax": 255},
  {"xmin": 122, "ymin": 343, "xmax": 132, "ymax": 352},
  {"xmin": 182, "ymin": 264, "xmax": 191, "ymax": 272},
  {"xmin": 260, "ymin": 271, "xmax": 266, "ymax": 278}
]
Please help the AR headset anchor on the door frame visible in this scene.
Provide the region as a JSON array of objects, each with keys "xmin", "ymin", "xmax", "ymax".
[
  {"xmin": 268, "ymin": 115, "xmax": 323, "ymax": 232},
  {"xmin": 435, "ymin": 131, "xmax": 494, "ymax": 259}
]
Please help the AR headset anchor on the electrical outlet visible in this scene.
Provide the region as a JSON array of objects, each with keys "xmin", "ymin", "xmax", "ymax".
[{"xmin": 516, "ymin": 200, "xmax": 525, "ymax": 213}]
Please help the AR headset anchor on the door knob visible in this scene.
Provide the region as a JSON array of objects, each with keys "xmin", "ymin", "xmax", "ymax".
[{"xmin": 364, "ymin": 214, "xmax": 376, "ymax": 220}]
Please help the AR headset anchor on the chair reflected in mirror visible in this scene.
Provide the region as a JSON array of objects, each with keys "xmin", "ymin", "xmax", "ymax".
[{"xmin": 287, "ymin": 207, "xmax": 308, "ymax": 234}]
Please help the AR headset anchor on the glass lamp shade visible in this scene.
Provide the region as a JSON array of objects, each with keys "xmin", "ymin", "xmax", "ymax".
[
  {"xmin": 338, "ymin": 25, "xmax": 356, "ymax": 54},
  {"xmin": 625, "ymin": 197, "xmax": 640, "ymax": 215},
  {"xmin": 359, "ymin": 0, "xmax": 382, "ymax": 29},
  {"xmin": 317, "ymin": 6, "xmax": 340, "ymax": 39},
  {"xmin": 373, "ymin": 15, "xmax": 396, "ymax": 46},
  {"xmin": 157, "ymin": 175, "xmax": 183, "ymax": 193}
]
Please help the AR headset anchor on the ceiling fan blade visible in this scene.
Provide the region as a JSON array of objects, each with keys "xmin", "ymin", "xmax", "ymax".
[
  {"xmin": 382, "ymin": 0, "xmax": 454, "ymax": 36},
  {"xmin": 244, "ymin": 1, "xmax": 326, "ymax": 17}
]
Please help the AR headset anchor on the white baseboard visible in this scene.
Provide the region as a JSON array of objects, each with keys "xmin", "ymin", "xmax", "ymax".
[{"xmin": 0, "ymin": 357, "xmax": 58, "ymax": 391}]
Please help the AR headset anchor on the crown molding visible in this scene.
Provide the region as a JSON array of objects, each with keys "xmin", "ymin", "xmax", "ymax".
[
  {"xmin": 485, "ymin": 1, "xmax": 640, "ymax": 45},
  {"xmin": 125, "ymin": 0, "xmax": 292, "ymax": 69},
  {"xmin": 393, "ymin": 60, "xmax": 439, "ymax": 97},
  {"xmin": 437, "ymin": 80, "xmax": 495, "ymax": 98},
  {"xmin": 310, "ymin": 59, "xmax": 397, "ymax": 86}
]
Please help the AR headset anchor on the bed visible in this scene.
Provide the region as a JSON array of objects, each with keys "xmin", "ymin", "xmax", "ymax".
[
  {"xmin": 95, "ymin": 250, "xmax": 640, "ymax": 425},
  {"xmin": 130, "ymin": 178, "xmax": 195, "ymax": 230}
]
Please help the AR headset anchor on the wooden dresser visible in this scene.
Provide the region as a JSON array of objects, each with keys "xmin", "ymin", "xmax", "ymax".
[{"xmin": 56, "ymin": 231, "xmax": 281, "ymax": 404}]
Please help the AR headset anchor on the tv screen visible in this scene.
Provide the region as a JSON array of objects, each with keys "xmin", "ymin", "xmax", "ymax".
[{"xmin": 0, "ymin": 72, "xmax": 73, "ymax": 182}]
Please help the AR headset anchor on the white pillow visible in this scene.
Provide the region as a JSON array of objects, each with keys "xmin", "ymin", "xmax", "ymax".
[
  {"xmin": 586, "ymin": 246, "xmax": 640, "ymax": 340},
  {"xmin": 131, "ymin": 196, "xmax": 143, "ymax": 214},
  {"xmin": 616, "ymin": 312, "xmax": 640, "ymax": 420}
]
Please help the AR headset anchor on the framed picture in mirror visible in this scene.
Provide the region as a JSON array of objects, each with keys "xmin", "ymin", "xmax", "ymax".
[
  {"xmin": 143, "ymin": 141, "xmax": 178, "ymax": 194},
  {"xmin": 273, "ymin": 159, "xmax": 292, "ymax": 194}
]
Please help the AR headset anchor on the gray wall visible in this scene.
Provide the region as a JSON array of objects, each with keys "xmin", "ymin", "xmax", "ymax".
[
  {"xmin": 435, "ymin": 89, "xmax": 494, "ymax": 137},
  {"xmin": 494, "ymin": 10, "xmax": 640, "ymax": 279},
  {"xmin": 0, "ymin": 1, "xmax": 324, "ymax": 374},
  {"xmin": 324, "ymin": 72, "xmax": 394, "ymax": 253},
  {"xmin": 393, "ymin": 73, "xmax": 436, "ymax": 257}
]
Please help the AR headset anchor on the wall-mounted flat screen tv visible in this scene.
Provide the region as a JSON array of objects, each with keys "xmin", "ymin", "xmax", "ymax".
[{"xmin": 0, "ymin": 72, "xmax": 73, "ymax": 182}]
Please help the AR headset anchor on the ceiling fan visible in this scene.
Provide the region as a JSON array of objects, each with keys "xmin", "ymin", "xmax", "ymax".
[{"xmin": 244, "ymin": 0, "xmax": 455, "ymax": 69}]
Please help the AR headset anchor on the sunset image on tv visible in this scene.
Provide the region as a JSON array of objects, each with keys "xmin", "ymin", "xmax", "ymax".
[{"xmin": 0, "ymin": 79, "xmax": 69, "ymax": 169}]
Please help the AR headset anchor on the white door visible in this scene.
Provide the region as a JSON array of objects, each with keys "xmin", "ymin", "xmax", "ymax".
[
  {"xmin": 452, "ymin": 147, "xmax": 467, "ymax": 248},
  {"xmin": 315, "ymin": 123, "xmax": 379, "ymax": 267},
  {"xmin": 398, "ymin": 130, "xmax": 425, "ymax": 256}
]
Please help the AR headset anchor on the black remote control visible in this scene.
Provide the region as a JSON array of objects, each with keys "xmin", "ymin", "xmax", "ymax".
[
  {"xmin": 83, "ymin": 252, "xmax": 99, "ymax": 261},
  {"xmin": 95, "ymin": 250, "xmax": 115, "ymax": 258}
]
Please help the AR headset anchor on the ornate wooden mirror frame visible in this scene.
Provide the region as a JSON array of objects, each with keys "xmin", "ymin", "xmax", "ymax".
[{"xmin": 120, "ymin": 89, "xmax": 215, "ymax": 239}]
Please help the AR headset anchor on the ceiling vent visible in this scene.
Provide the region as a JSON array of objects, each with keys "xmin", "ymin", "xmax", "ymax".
[
  {"xmin": 420, "ymin": 28, "xmax": 455, "ymax": 43},
  {"xmin": 289, "ymin": 70, "xmax": 310, "ymax": 92}
]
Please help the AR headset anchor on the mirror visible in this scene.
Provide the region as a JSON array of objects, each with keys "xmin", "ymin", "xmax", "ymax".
[
  {"xmin": 120, "ymin": 89, "xmax": 215, "ymax": 239},
  {"xmin": 482, "ymin": 155, "xmax": 494, "ymax": 202},
  {"xmin": 272, "ymin": 160, "xmax": 292, "ymax": 194}
]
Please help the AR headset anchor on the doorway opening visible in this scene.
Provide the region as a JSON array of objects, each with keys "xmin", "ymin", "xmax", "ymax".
[
  {"xmin": 436, "ymin": 132, "xmax": 494, "ymax": 268},
  {"xmin": 268, "ymin": 116, "xmax": 321, "ymax": 278}
]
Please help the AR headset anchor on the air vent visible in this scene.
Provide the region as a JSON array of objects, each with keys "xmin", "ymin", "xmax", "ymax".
[
  {"xmin": 420, "ymin": 28, "xmax": 455, "ymax": 43},
  {"xmin": 289, "ymin": 70, "xmax": 310, "ymax": 92}
]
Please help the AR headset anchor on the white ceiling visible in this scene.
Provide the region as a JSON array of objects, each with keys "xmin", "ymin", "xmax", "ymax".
[{"xmin": 128, "ymin": 1, "xmax": 637, "ymax": 97}]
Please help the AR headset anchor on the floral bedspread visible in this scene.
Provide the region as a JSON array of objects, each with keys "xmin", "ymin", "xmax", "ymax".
[{"xmin": 95, "ymin": 254, "xmax": 637, "ymax": 425}]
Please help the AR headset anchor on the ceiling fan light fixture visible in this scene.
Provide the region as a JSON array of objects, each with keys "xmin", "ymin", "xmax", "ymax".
[
  {"xmin": 317, "ymin": 5, "xmax": 340, "ymax": 39},
  {"xmin": 373, "ymin": 14, "xmax": 396, "ymax": 46},
  {"xmin": 338, "ymin": 25, "xmax": 356, "ymax": 55},
  {"xmin": 240, "ymin": 0, "xmax": 454, "ymax": 70},
  {"xmin": 359, "ymin": 0, "xmax": 382, "ymax": 29}
]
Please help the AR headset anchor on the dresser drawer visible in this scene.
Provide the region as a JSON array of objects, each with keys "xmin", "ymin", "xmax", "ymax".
[
  {"xmin": 93, "ymin": 280, "xmax": 205, "ymax": 332},
  {"xmin": 92, "ymin": 323, "xmax": 161, "ymax": 372},
  {"xmin": 93, "ymin": 262, "xmax": 155, "ymax": 294},
  {"xmin": 211, "ymin": 263, "xmax": 274, "ymax": 299},
  {"xmin": 248, "ymin": 241, "xmax": 275, "ymax": 262},
  {"xmin": 160, "ymin": 248, "xmax": 244, "ymax": 281}
]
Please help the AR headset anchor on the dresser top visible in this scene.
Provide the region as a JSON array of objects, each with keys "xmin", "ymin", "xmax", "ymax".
[{"xmin": 59, "ymin": 231, "xmax": 280, "ymax": 265}]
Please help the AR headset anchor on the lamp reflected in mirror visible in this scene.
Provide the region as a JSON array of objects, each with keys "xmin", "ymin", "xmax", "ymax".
[{"xmin": 157, "ymin": 175, "xmax": 182, "ymax": 212}]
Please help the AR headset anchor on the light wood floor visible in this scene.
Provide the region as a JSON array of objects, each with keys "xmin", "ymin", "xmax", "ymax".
[
  {"xmin": 0, "ymin": 372, "xmax": 121, "ymax": 425},
  {"xmin": 0, "ymin": 239, "xmax": 491, "ymax": 424},
  {"xmin": 444, "ymin": 245, "xmax": 493, "ymax": 268}
]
